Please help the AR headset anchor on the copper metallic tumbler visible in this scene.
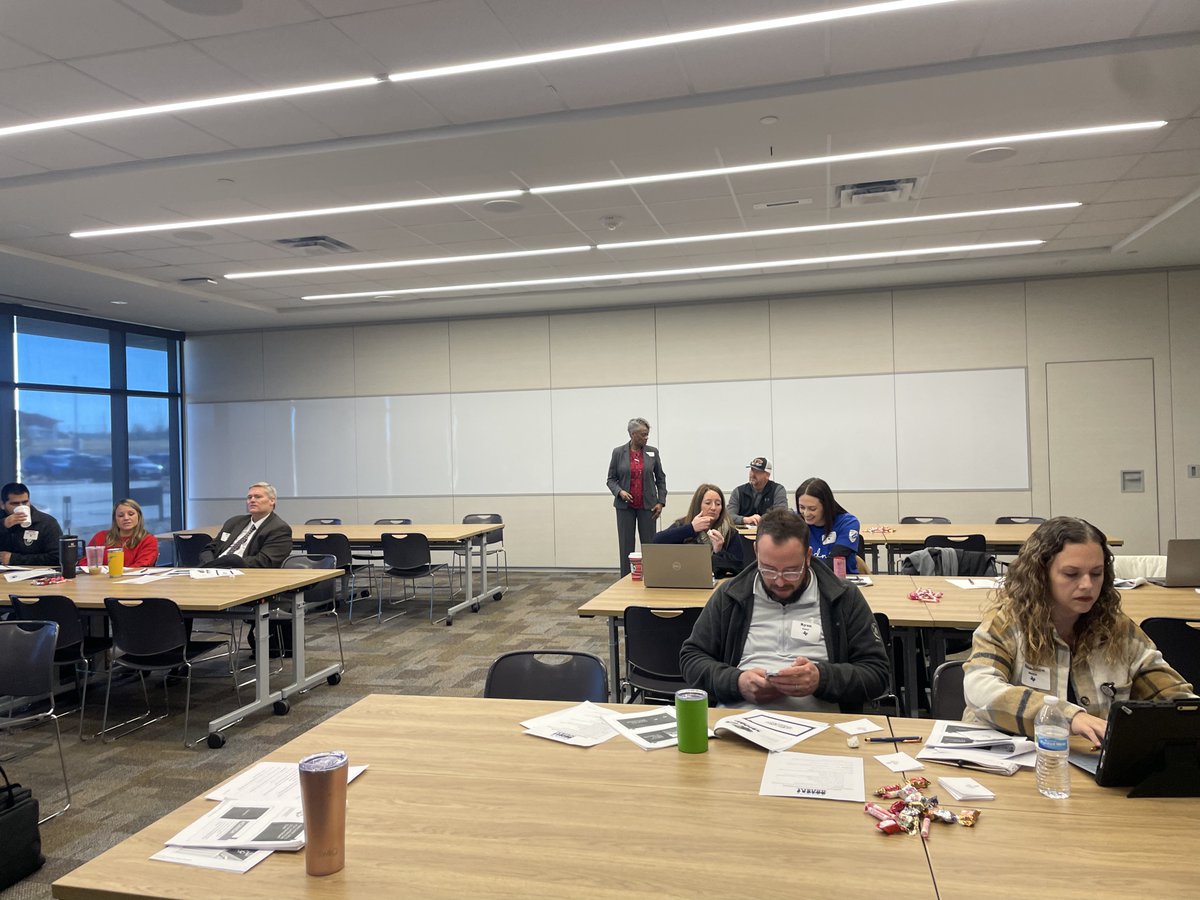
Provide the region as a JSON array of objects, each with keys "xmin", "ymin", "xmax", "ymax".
[{"xmin": 299, "ymin": 750, "xmax": 348, "ymax": 876}]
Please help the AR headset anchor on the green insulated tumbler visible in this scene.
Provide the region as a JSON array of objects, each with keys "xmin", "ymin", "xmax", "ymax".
[{"xmin": 675, "ymin": 688, "xmax": 709, "ymax": 753}]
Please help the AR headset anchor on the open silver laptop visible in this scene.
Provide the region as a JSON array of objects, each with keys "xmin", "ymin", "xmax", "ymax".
[
  {"xmin": 1162, "ymin": 539, "xmax": 1200, "ymax": 587},
  {"xmin": 641, "ymin": 544, "xmax": 714, "ymax": 589}
]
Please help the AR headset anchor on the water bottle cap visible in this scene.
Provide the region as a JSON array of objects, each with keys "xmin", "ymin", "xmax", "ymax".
[{"xmin": 1045, "ymin": 695, "xmax": 1059, "ymax": 705}]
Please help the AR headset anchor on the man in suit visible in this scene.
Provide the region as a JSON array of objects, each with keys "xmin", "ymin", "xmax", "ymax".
[
  {"xmin": 200, "ymin": 482, "xmax": 293, "ymax": 657},
  {"xmin": 199, "ymin": 482, "xmax": 292, "ymax": 569},
  {"xmin": 606, "ymin": 417, "xmax": 667, "ymax": 577}
]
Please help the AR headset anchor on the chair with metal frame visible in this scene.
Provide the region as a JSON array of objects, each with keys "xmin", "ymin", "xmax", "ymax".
[
  {"xmin": 305, "ymin": 517, "xmax": 342, "ymax": 526},
  {"xmin": 9, "ymin": 594, "xmax": 112, "ymax": 740},
  {"xmin": 272, "ymin": 553, "xmax": 345, "ymax": 672},
  {"xmin": 100, "ymin": 597, "xmax": 237, "ymax": 748},
  {"xmin": 994, "ymin": 516, "xmax": 1045, "ymax": 525},
  {"xmin": 931, "ymin": 659, "xmax": 967, "ymax": 721},
  {"xmin": 172, "ymin": 532, "xmax": 212, "ymax": 567},
  {"xmin": 304, "ymin": 532, "xmax": 370, "ymax": 623},
  {"xmin": 870, "ymin": 612, "xmax": 903, "ymax": 717},
  {"xmin": 621, "ymin": 606, "xmax": 701, "ymax": 703},
  {"xmin": 1138, "ymin": 618, "xmax": 1200, "ymax": 689},
  {"xmin": 901, "ymin": 516, "xmax": 951, "ymax": 524},
  {"xmin": 351, "ymin": 518, "xmax": 413, "ymax": 597},
  {"xmin": 923, "ymin": 534, "xmax": 987, "ymax": 554},
  {"xmin": 484, "ymin": 650, "xmax": 608, "ymax": 702},
  {"xmin": 0, "ymin": 620, "xmax": 71, "ymax": 822},
  {"xmin": 451, "ymin": 514, "xmax": 508, "ymax": 590},
  {"xmin": 380, "ymin": 533, "xmax": 453, "ymax": 623}
]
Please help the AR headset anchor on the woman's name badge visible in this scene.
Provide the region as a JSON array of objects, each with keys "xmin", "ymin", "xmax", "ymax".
[
  {"xmin": 1020, "ymin": 663, "xmax": 1050, "ymax": 689},
  {"xmin": 645, "ymin": 451, "xmax": 655, "ymax": 457},
  {"xmin": 791, "ymin": 619, "xmax": 822, "ymax": 642}
]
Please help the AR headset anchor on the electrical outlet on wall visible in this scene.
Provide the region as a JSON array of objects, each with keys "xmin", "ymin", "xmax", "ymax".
[{"xmin": 1188, "ymin": 464, "xmax": 1200, "ymax": 478}]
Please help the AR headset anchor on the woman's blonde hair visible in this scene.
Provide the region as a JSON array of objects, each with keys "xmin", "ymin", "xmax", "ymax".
[
  {"xmin": 673, "ymin": 483, "xmax": 734, "ymax": 546},
  {"xmin": 105, "ymin": 498, "xmax": 149, "ymax": 549},
  {"xmin": 992, "ymin": 516, "xmax": 1122, "ymax": 665}
]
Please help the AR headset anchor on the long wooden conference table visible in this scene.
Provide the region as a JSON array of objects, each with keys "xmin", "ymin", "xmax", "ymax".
[
  {"xmin": 8, "ymin": 568, "xmax": 341, "ymax": 748},
  {"xmin": 180, "ymin": 522, "xmax": 505, "ymax": 625},
  {"xmin": 50, "ymin": 694, "xmax": 1197, "ymax": 900}
]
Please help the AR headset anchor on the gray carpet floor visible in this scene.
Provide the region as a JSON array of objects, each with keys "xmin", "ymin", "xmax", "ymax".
[{"xmin": 1, "ymin": 569, "xmax": 617, "ymax": 899}]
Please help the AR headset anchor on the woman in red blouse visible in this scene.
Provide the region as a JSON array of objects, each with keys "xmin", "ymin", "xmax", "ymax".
[
  {"xmin": 87, "ymin": 498, "xmax": 159, "ymax": 569},
  {"xmin": 606, "ymin": 417, "xmax": 667, "ymax": 576}
]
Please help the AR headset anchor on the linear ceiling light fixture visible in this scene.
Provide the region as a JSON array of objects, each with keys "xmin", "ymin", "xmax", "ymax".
[
  {"xmin": 226, "ymin": 202, "xmax": 1077, "ymax": 280},
  {"xmin": 0, "ymin": 77, "xmax": 385, "ymax": 139},
  {"xmin": 74, "ymin": 119, "xmax": 1157, "ymax": 239},
  {"xmin": 2, "ymin": 1, "xmax": 965, "ymax": 141},
  {"xmin": 386, "ymin": 0, "xmax": 968, "ymax": 84},
  {"xmin": 301, "ymin": 240, "xmax": 1044, "ymax": 301}
]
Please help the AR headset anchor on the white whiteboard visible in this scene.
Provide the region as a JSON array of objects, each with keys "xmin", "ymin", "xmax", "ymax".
[
  {"xmin": 355, "ymin": 394, "xmax": 453, "ymax": 496},
  {"xmin": 771, "ymin": 374, "xmax": 899, "ymax": 492},
  {"xmin": 550, "ymin": 385, "xmax": 659, "ymax": 494},
  {"xmin": 894, "ymin": 368, "xmax": 1029, "ymax": 490},
  {"xmin": 451, "ymin": 390, "xmax": 553, "ymax": 494}
]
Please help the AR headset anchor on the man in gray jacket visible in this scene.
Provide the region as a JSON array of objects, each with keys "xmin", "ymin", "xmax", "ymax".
[{"xmin": 680, "ymin": 508, "xmax": 889, "ymax": 713}]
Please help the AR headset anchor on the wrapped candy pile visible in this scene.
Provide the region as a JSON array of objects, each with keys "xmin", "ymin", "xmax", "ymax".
[{"xmin": 863, "ymin": 776, "xmax": 980, "ymax": 838}]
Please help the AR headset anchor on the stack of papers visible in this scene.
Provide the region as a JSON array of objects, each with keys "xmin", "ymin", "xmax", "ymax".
[
  {"xmin": 937, "ymin": 776, "xmax": 995, "ymax": 801},
  {"xmin": 915, "ymin": 721, "xmax": 1035, "ymax": 775},
  {"xmin": 714, "ymin": 710, "xmax": 830, "ymax": 752},
  {"xmin": 945, "ymin": 578, "xmax": 1002, "ymax": 589},
  {"xmin": 519, "ymin": 702, "xmax": 618, "ymax": 747}
]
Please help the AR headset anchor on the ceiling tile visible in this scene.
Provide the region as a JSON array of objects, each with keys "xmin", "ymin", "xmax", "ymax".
[
  {"xmin": 0, "ymin": 62, "xmax": 137, "ymax": 118},
  {"xmin": 0, "ymin": 33, "xmax": 49, "ymax": 69},
  {"xmin": 1122, "ymin": 149, "xmax": 1200, "ymax": 179},
  {"xmin": 71, "ymin": 42, "xmax": 251, "ymax": 103},
  {"xmin": 1, "ymin": 0, "xmax": 175, "ymax": 59},
  {"xmin": 121, "ymin": 0, "xmax": 319, "ymax": 40}
]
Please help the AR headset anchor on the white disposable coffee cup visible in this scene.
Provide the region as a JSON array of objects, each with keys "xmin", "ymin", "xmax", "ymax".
[{"xmin": 14, "ymin": 504, "xmax": 31, "ymax": 527}]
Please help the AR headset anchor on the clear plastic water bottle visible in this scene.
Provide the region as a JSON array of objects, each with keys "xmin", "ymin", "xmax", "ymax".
[{"xmin": 1034, "ymin": 695, "xmax": 1071, "ymax": 799}]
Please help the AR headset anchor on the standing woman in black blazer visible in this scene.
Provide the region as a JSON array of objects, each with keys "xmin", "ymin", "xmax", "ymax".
[{"xmin": 606, "ymin": 417, "xmax": 667, "ymax": 576}]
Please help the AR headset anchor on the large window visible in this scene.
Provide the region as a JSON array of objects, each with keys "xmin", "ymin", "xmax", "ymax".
[{"xmin": 3, "ymin": 309, "xmax": 183, "ymax": 542}]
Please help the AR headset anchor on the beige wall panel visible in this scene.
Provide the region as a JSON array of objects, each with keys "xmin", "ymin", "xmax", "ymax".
[
  {"xmin": 353, "ymin": 321, "xmax": 451, "ymax": 395},
  {"xmin": 769, "ymin": 291, "xmax": 894, "ymax": 378},
  {"xmin": 184, "ymin": 332, "xmax": 265, "ymax": 403},
  {"xmin": 896, "ymin": 491, "xmax": 1036, "ymax": 525},
  {"xmin": 262, "ymin": 327, "xmax": 355, "ymax": 399},
  {"xmin": 280, "ymin": 498, "xmax": 363, "ymax": 529},
  {"xmin": 656, "ymin": 300, "xmax": 771, "ymax": 383},
  {"xmin": 184, "ymin": 499, "xmax": 239, "ymax": 531},
  {"xmin": 840, "ymin": 492, "xmax": 901, "ymax": 526},
  {"xmin": 554, "ymin": 495, "xmax": 622, "ymax": 569},
  {"xmin": 449, "ymin": 316, "xmax": 550, "ymax": 392},
  {"xmin": 549, "ymin": 308, "xmax": 658, "ymax": 388},
  {"xmin": 893, "ymin": 282, "xmax": 1027, "ymax": 372},
  {"xmin": 1026, "ymin": 272, "xmax": 1170, "ymax": 362},
  {"xmin": 452, "ymin": 495, "xmax": 556, "ymax": 568},
  {"xmin": 355, "ymin": 496, "xmax": 455, "ymax": 525},
  {"xmin": 1169, "ymin": 270, "xmax": 1200, "ymax": 538}
]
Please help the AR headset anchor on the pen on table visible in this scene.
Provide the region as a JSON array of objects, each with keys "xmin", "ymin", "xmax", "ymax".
[{"xmin": 865, "ymin": 736, "xmax": 923, "ymax": 744}]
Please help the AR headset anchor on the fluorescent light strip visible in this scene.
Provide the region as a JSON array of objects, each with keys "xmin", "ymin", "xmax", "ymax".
[
  {"xmin": 302, "ymin": 240, "xmax": 1044, "ymax": 301},
  {"xmin": 75, "ymin": 118, "xmax": 1153, "ymax": 239},
  {"xmin": 532, "ymin": 122, "xmax": 1166, "ymax": 195},
  {"xmin": 0, "ymin": 77, "xmax": 384, "ymax": 139},
  {"xmin": 70, "ymin": 190, "xmax": 525, "ymax": 239},
  {"xmin": 227, "ymin": 245, "xmax": 591, "ymax": 279},
  {"xmin": 387, "ymin": 0, "xmax": 967, "ymax": 84},
  {"xmin": 228, "ymin": 202, "xmax": 1076, "ymax": 280}
]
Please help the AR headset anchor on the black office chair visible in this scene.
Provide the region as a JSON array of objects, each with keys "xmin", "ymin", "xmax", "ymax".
[
  {"xmin": 380, "ymin": 533, "xmax": 452, "ymax": 623},
  {"xmin": 931, "ymin": 660, "xmax": 967, "ymax": 720},
  {"xmin": 9, "ymin": 594, "xmax": 112, "ymax": 740},
  {"xmin": 484, "ymin": 650, "xmax": 608, "ymax": 702},
  {"xmin": 994, "ymin": 516, "xmax": 1045, "ymax": 525},
  {"xmin": 0, "ymin": 620, "xmax": 71, "ymax": 822},
  {"xmin": 622, "ymin": 606, "xmax": 701, "ymax": 703},
  {"xmin": 923, "ymin": 534, "xmax": 987, "ymax": 553},
  {"xmin": 870, "ymin": 612, "xmax": 903, "ymax": 716},
  {"xmin": 273, "ymin": 554, "xmax": 344, "ymax": 671},
  {"xmin": 901, "ymin": 516, "xmax": 951, "ymax": 524},
  {"xmin": 352, "ymin": 518, "xmax": 413, "ymax": 593},
  {"xmin": 1139, "ymin": 618, "xmax": 1200, "ymax": 688},
  {"xmin": 304, "ymin": 533, "xmax": 370, "ymax": 623},
  {"xmin": 100, "ymin": 597, "xmax": 236, "ymax": 747},
  {"xmin": 305, "ymin": 517, "xmax": 342, "ymax": 526},
  {"xmin": 452, "ymin": 514, "xmax": 508, "ymax": 589},
  {"xmin": 172, "ymin": 532, "xmax": 212, "ymax": 567}
]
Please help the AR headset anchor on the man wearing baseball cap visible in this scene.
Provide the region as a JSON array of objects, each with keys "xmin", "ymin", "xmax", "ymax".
[{"xmin": 728, "ymin": 457, "xmax": 787, "ymax": 526}]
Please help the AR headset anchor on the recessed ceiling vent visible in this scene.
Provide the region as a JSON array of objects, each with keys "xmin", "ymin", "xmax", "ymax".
[
  {"xmin": 274, "ymin": 235, "xmax": 359, "ymax": 256},
  {"xmin": 834, "ymin": 177, "xmax": 918, "ymax": 208}
]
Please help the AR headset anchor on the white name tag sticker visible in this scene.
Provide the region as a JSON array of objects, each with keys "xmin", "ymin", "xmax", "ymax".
[
  {"xmin": 645, "ymin": 451, "xmax": 655, "ymax": 457},
  {"xmin": 822, "ymin": 532, "xmax": 836, "ymax": 545},
  {"xmin": 1020, "ymin": 663, "xmax": 1050, "ymax": 689},
  {"xmin": 220, "ymin": 532, "xmax": 230, "ymax": 541},
  {"xmin": 791, "ymin": 618, "xmax": 823, "ymax": 643},
  {"xmin": 23, "ymin": 530, "xmax": 38, "ymax": 544}
]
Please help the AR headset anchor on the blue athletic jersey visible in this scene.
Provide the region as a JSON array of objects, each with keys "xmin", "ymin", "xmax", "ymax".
[{"xmin": 809, "ymin": 511, "xmax": 861, "ymax": 574}]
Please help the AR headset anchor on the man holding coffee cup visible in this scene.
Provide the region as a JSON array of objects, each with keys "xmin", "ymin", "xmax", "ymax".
[{"xmin": 0, "ymin": 482, "xmax": 64, "ymax": 566}]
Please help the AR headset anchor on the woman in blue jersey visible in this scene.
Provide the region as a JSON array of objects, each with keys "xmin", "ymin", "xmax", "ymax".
[{"xmin": 794, "ymin": 477, "xmax": 862, "ymax": 574}]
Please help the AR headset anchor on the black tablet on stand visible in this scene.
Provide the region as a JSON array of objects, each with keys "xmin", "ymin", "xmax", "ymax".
[{"xmin": 1094, "ymin": 698, "xmax": 1200, "ymax": 797}]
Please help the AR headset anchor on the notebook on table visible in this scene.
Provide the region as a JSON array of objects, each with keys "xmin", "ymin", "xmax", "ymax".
[{"xmin": 641, "ymin": 544, "xmax": 714, "ymax": 589}]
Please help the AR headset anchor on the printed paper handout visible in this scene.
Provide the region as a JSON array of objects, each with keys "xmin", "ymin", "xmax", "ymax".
[
  {"xmin": 713, "ymin": 710, "xmax": 830, "ymax": 752},
  {"xmin": 150, "ymin": 845, "xmax": 274, "ymax": 874},
  {"xmin": 604, "ymin": 707, "xmax": 684, "ymax": 750},
  {"xmin": 206, "ymin": 761, "xmax": 368, "ymax": 803},
  {"xmin": 519, "ymin": 702, "xmax": 619, "ymax": 747},
  {"xmin": 759, "ymin": 752, "xmax": 865, "ymax": 802},
  {"xmin": 165, "ymin": 800, "xmax": 305, "ymax": 851},
  {"xmin": 915, "ymin": 720, "xmax": 1035, "ymax": 775}
]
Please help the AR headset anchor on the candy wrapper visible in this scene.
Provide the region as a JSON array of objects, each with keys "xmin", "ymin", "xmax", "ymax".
[
  {"xmin": 958, "ymin": 809, "xmax": 981, "ymax": 827},
  {"xmin": 907, "ymin": 587, "xmax": 943, "ymax": 603},
  {"xmin": 866, "ymin": 777, "xmax": 978, "ymax": 837}
]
